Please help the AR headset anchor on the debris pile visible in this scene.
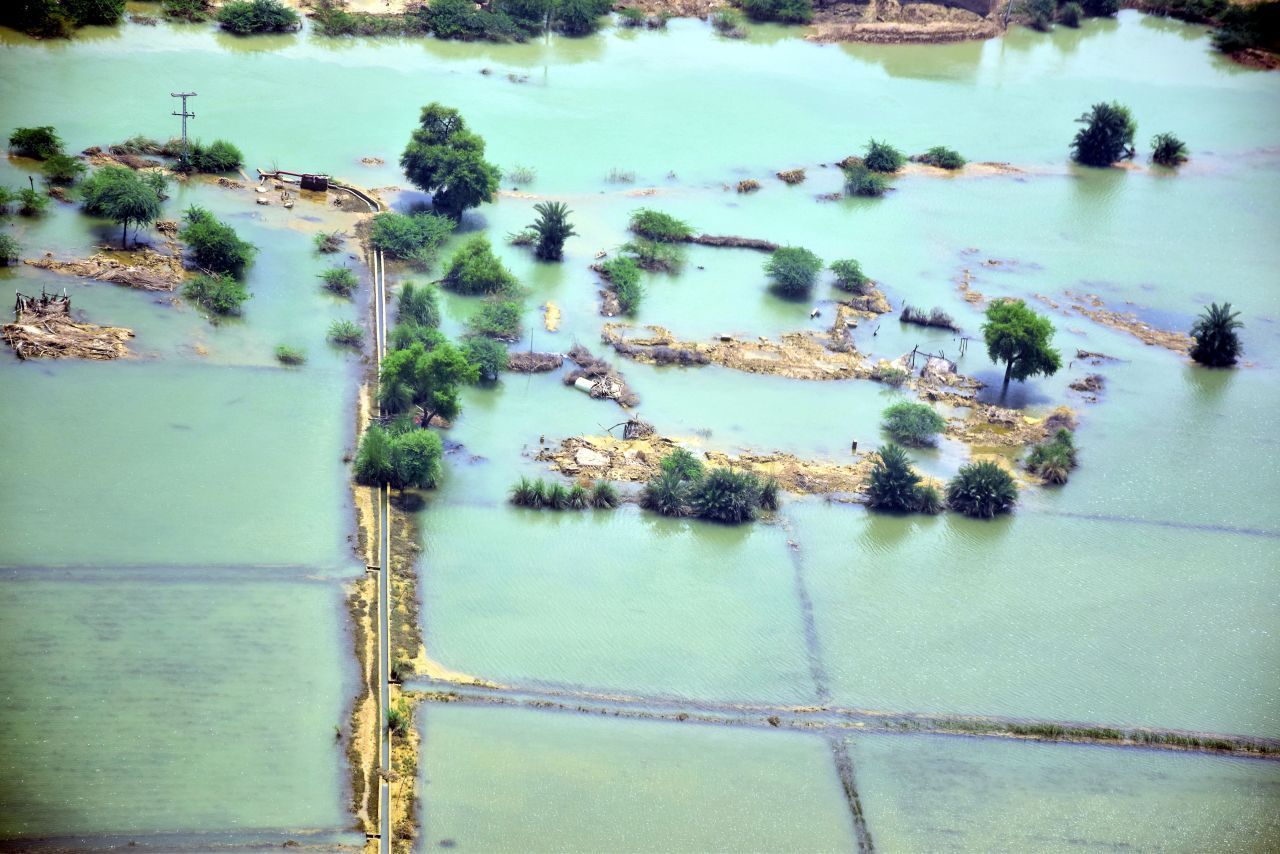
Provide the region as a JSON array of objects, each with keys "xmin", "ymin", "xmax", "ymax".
[
  {"xmin": 687, "ymin": 234, "xmax": 779, "ymax": 251},
  {"xmin": 26, "ymin": 249, "xmax": 184, "ymax": 291},
  {"xmin": 507, "ymin": 351, "xmax": 564, "ymax": 373},
  {"xmin": 945, "ymin": 404, "xmax": 1077, "ymax": 448},
  {"xmin": 564, "ymin": 343, "xmax": 639, "ymax": 407},
  {"xmin": 776, "ymin": 168, "xmax": 806, "ymax": 185},
  {"xmin": 2, "ymin": 292, "xmax": 133, "ymax": 360}
]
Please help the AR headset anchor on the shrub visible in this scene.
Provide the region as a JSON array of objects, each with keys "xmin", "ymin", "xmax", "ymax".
[
  {"xmin": 711, "ymin": 7, "xmax": 747, "ymax": 35},
  {"xmin": 544, "ymin": 481, "xmax": 571, "ymax": 510},
  {"xmin": 216, "ymin": 0, "xmax": 300, "ymax": 33},
  {"xmin": 398, "ymin": 282, "xmax": 441, "ymax": 328},
  {"xmin": 864, "ymin": 139, "xmax": 906, "ymax": 173},
  {"xmin": 369, "ymin": 211, "xmax": 454, "ymax": 271},
  {"xmin": 866, "ymin": 442, "xmax": 922, "ymax": 512},
  {"xmin": 162, "ymin": 0, "xmax": 212, "ymax": 21},
  {"xmin": 900, "ymin": 305, "xmax": 958, "ymax": 330},
  {"xmin": 315, "ymin": 231, "xmax": 344, "ymax": 253},
  {"xmin": 1081, "ymin": 0, "xmax": 1119, "ymax": 15},
  {"xmin": 601, "ymin": 256, "xmax": 643, "ymax": 314},
  {"xmin": 0, "ymin": 188, "xmax": 13, "ymax": 215},
  {"xmin": 765, "ymin": 246, "xmax": 823, "ymax": 297},
  {"xmin": 275, "ymin": 345, "xmax": 306, "ymax": 365},
  {"xmin": 467, "ymin": 300, "xmax": 522, "ymax": 340},
  {"xmin": 328, "ymin": 319, "xmax": 364, "ymax": 347},
  {"xmin": 8, "ymin": 127, "xmax": 63, "ymax": 160},
  {"xmin": 1026, "ymin": 428, "xmax": 1077, "ymax": 484},
  {"xmin": 1189, "ymin": 302, "xmax": 1243, "ymax": 368},
  {"xmin": 843, "ymin": 162, "xmax": 888, "ymax": 197},
  {"xmin": 63, "ymin": 0, "xmax": 127, "ymax": 24},
  {"xmin": 390, "ymin": 322, "xmax": 445, "ymax": 352},
  {"xmin": 1058, "ymin": 1, "xmax": 1082, "ymax": 25},
  {"xmin": 320, "ymin": 267, "xmax": 359, "ymax": 297},
  {"xmin": 872, "ymin": 364, "xmax": 909, "ymax": 386},
  {"xmin": 591, "ymin": 480, "xmax": 620, "ymax": 508},
  {"xmin": 1211, "ymin": 2, "xmax": 1279, "ymax": 52},
  {"xmin": 830, "ymin": 258, "xmax": 870, "ymax": 294},
  {"xmin": 660, "ymin": 447, "xmax": 705, "ymax": 481},
  {"xmin": 511, "ymin": 476, "xmax": 542, "ymax": 507},
  {"xmin": 946, "ymin": 461, "xmax": 1018, "ymax": 518},
  {"xmin": 641, "ymin": 470, "xmax": 691, "ymax": 516},
  {"xmin": 567, "ymin": 484, "xmax": 591, "ymax": 510},
  {"xmin": 1151, "ymin": 132, "xmax": 1189, "ymax": 167},
  {"xmin": 463, "ymin": 337, "xmax": 508, "ymax": 381},
  {"xmin": 621, "ymin": 238, "xmax": 683, "ymax": 273},
  {"xmin": 184, "ymin": 273, "xmax": 250, "ymax": 316},
  {"xmin": 390, "ymin": 429, "xmax": 444, "ymax": 488},
  {"xmin": 689, "ymin": 468, "xmax": 768, "ymax": 524},
  {"xmin": 355, "ymin": 426, "xmax": 395, "ymax": 485},
  {"xmin": 882, "ymin": 401, "xmax": 946, "ymax": 446},
  {"xmin": 531, "ymin": 201, "xmax": 576, "ymax": 262},
  {"xmin": 504, "ymin": 164, "xmax": 536, "ymax": 185},
  {"xmin": 738, "ymin": 0, "xmax": 813, "ymax": 23},
  {"xmin": 401, "ymin": 103, "xmax": 501, "ymax": 218},
  {"xmin": 0, "ymin": 233, "xmax": 19, "ymax": 265},
  {"xmin": 17, "ymin": 188, "xmax": 49, "ymax": 217},
  {"xmin": 619, "ymin": 6, "xmax": 645, "ymax": 25},
  {"xmin": 442, "ymin": 236, "xmax": 518, "ymax": 295},
  {"xmin": 188, "ymin": 139, "xmax": 244, "ymax": 173},
  {"xmin": 1025, "ymin": 0, "xmax": 1055, "ymax": 29},
  {"xmin": 915, "ymin": 484, "xmax": 944, "ymax": 514},
  {"xmin": 555, "ymin": 0, "xmax": 613, "ymax": 35},
  {"xmin": 42, "ymin": 153, "xmax": 86, "ymax": 186},
  {"xmin": 182, "ymin": 206, "xmax": 257, "ymax": 276},
  {"xmin": 758, "ymin": 477, "xmax": 780, "ymax": 511},
  {"xmin": 629, "ymin": 208, "xmax": 694, "ymax": 243},
  {"xmin": 1071, "ymin": 102, "xmax": 1136, "ymax": 167},
  {"xmin": 917, "ymin": 146, "xmax": 966, "ymax": 170}
]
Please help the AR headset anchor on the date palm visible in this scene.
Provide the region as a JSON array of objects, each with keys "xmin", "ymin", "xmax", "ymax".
[
  {"xmin": 1190, "ymin": 302, "xmax": 1243, "ymax": 368},
  {"xmin": 531, "ymin": 201, "xmax": 576, "ymax": 262}
]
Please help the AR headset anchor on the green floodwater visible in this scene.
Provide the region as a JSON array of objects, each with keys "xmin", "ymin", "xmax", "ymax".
[{"xmin": 2, "ymin": 7, "xmax": 1280, "ymax": 848}]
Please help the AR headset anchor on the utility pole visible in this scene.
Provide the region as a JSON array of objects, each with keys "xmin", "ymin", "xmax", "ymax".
[{"xmin": 170, "ymin": 91, "xmax": 196, "ymax": 166}]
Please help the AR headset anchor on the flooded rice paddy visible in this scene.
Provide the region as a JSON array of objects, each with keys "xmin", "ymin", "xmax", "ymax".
[{"xmin": 1, "ymin": 7, "xmax": 1278, "ymax": 850}]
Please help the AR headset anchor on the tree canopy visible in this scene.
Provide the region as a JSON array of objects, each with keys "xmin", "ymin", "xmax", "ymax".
[
  {"xmin": 1189, "ymin": 302, "xmax": 1244, "ymax": 368},
  {"xmin": 400, "ymin": 103, "xmax": 500, "ymax": 219},
  {"xmin": 80, "ymin": 166, "xmax": 163, "ymax": 248},
  {"xmin": 1070, "ymin": 101, "xmax": 1136, "ymax": 167},
  {"xmin": 378, "ymin": 340, "xmax": 480, "ymax": 426},
  {"xmin": 982, "ymin": 299, "xmax": 1062, "ymax": 390}
]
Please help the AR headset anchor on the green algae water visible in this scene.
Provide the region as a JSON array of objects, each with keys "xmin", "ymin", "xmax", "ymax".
[{"xmin": 2, "ymin": 8, "xmax": 1279, "ymax": 849}]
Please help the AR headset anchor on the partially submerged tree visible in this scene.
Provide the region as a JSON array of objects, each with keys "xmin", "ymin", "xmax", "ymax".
[
  {"xmin": 0, "ymin": 233, "xmax": 20, "ymax": 266},
  {"xmin": 628, "ymin": 208, "xmax": 694, "ymax": 243},
  {"xmin": 843, "ymin": 162, "xmax": 888, "ymax": 197},
  {"xmin": 1151, "ymin": 132, "xmax": 1189, "ymax": 167},
  {"xmin": 1070, "ymin": 102, "xmax": 1136, "ymax": 167},
  {"xmin": 830, "ymin": 258, "xmax": 870, "ymax": 294},
  {"xmin": 184, "ymin": 272, "xmax": 250, "ymax": 316},
  {"xmin": 947, "ymin": 461, "xmax": 1018, "ymax": 518},
  {"xmin": 1189, "ymin": 302, "xmax": 1243, "ymax": 368},
  {"xmin": 80, "ymin": 166, "xmax": 163, "ymax": 248},
  {"xmin": 181, "ymin": 205, "xmax": 256, "ymax": 275},
  {"xmin": 764, "ymin": 246, "xmax": 823, "ymax": 297},
  {"xmin": 42, "ymin": 153, "xmax": 86, "ymax": 185},
  {"xmin": 378, "ymin": 340, "xmax": 480, "ymax": 425},
  {"xmin": 982, "ymin": 299, "xmax": 1062, "ymax": 391},
  {"xmin": 8, "ymin": 126, "xmax": 64, "ymax": 160},
  {"xmin": 738, "ymin": 0, "xmax": 813, "ymax": 23},
  {"xmin": 400, "ymin": 103, "xmax": 501, "ymax": 219},
  {"xmin": 530, "ymin": 201, "xmax": 575, "ymax": 261},
  {"xmin": 462, "ymin": 337, "xmax": 508, "ymax": 382},
  {"xmin": 866, "ymin": 443, "xmax": 922, "ymax": 512},
  {"xmin": 467, "ymin": 300, "xmax": 523, "ymax": 340},
  {"xmin": 441, "ymin": 235, "xmax": 518, "ymax": 294}
]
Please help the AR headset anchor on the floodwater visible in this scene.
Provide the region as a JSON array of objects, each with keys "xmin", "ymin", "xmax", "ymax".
[{"xmin": 2, "ymin": 7, "xmax": 1279, "ymax": 849}]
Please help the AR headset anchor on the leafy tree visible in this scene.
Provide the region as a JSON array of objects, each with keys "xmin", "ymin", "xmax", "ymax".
[
  {"xmin": 80, "ymin": 166, "xmax": 163, "ymax": 247},
  {"xmin": 738, "ymin": 0, "xmax": 813, "ymax": 23},
  {"xmin": 843, "ymin": 162, "xmax": 888, "ymax": 197},
  {"xmin": 530, "ymin": 201, "xmax": 576, "ymax": 261},
  {"xmin": 765, "ymin": 246, "xmax": 823, "ymax": 297},
  {"xmin": 1070, "ymin": 102, "xmax": 1136, "ymax": 167},
  {"xmin": 660, "ymin": 447, "xmax": 705, "ymax": 481},
  {"xmin": 467, "ymin": 300, "xmax": 522, "ymax": 340},
  {"xmin": 882, "ymin": 401, "xmax": 946, "ymax": 446},
  {"xmin": 1151, "ymin": 132, "xmax": 1188, "ymax": 167},
  {"xmin": 369, "ymin": 211, "xmax": 454, "ymax": 270},
  {"xmin": 463, "ymin": 337, "xmax": 508, "ymax": 381},
  {"xmin": 946, "ymin": 461, "xmax": 1018, "ymax": 518},
  {"xmin": 378, "ymin": 340, "xmax": 479, "ymax": 425},
  {"xmin": 629, "ymin": 208, "xmax": 694, "ymax": 243},
  {"xmin": 42, "ymin": 153, "xmax": 86, "ymax": 185},
  {"xmin": 181, "ymin": 205, "xmax": 257, "ymax": 275},
  {"xmin": 830, "ymin": 258, "xmax": 870, "ymax": 293},
  {"xmin": 982, "ymin": 299, "xmax": 1062, "ymax": 391},
  {"xmin": 390, "ymin": 429, "xmax": 444, "ymax": 488},
  {"xmin": 866, "ymin": 442, "xmax": 922, "ymax": 512},
  {"xmin": 1057, "ymin": 1, "xmax": 1082, "ymax": 25},
  {"xmin": 400, "ymin": 103, "xmax": 501, "ymax": 219},
  {"xmin": 0, "ymin": 232, "xmax": 20, "ymax": 265},
  {"xmin": 1189, "ymin": 302, "xmax": 1243, "ymax": 368},
  {"xmin": 184, "ymin": 273, "xmax": 250, "ymax": 316},
  {"xmin": 8, "ymin": 126, "xmax": 63, "ymax": 160},
  {"xmin": 216, "ymin": 0, "xmax": 299, "ymax": 33},
  {"xmin": 864, "ymin": 139, "xmax": 905, "ymax": 173},
  {"xmin": 690, "ymin": 468, "xmax": 763, "ymax": 524},
  {"xmin": 398, "ymin": 282, "xmax": 441, "ymax": 328},
  {"xmin": 601, "ymin": 256, "xmax": 643, "ymax": 314},
  {"xmin": 442, "ymin": 235, "xmax": 518, "ymax": 294}
]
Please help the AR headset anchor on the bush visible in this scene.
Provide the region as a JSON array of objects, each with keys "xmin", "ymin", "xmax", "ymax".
[
  {"xmin": 320, "ymin": 267, "xmax": 359, "ymax": 297},
  {"xmin": 738, "ymin": 0, "xmax": 813, "ymax": 23},
  {"xmin": 355, "ymin": 424, "xmax": 444, "ymax": 489},
  {"xmin": 531, "ymin": 201, "xmax": 576, "ymax": 262},
  {"xmin": 390, "ymin": 322, "xmax": 445, "ymax": 352},
  {"xmin": 42, "ymin": 153, "xmax": 86, "ymax": 186},
  {"xmin": 758, "ymin": 477, "xmax": 780, "ymax": 511},
  {"xmin": 17, "ymin": 188, "xmax": 49, "ymax": 217},
  {"xmin": 275, "ymin": 345, "xmax": 306, "ymax": 365},
  {"xmin": 184, "ymin": 273, "xmax": 250, "ymax": 316},
  {"xmin": 63, "ymin": 0, "xmax": 127, "ymax": 24},
  {"xmin": 915, "ymin": 484, "xmax": 944, "ymax": 514},
  {"xmin": 621, "ymin": 238, "xmax": 683, "ymax": 273},
  {"xmin": 882, "ymin": 401, "xmax": 946, "ymax": 446},
  {"xmin": 641, "ymin": 470, "xmax": 691, "ymax": 516},
  {"xmin": 830, "ymin": 258, "xmax": 870, "ymax": 294},
  {"xmin": 601, "ymin": 256, "xmax": 643, "ymax": 314},
  {"xmin": 182, "ymin": 206, "xmax": 257, "ymax": 276},
  {"xmin": 900, "ymin": 305, "xmax": 958, "ymax": 330},
  {"xmin": 420, "ymin": 0, "xmax": 524, "ymax": 40},
  {"xmin": 1211, "ymin": 2, "xmax": 1279, "ymax": 52},
  {"xmin": 187, "ymin": 139, "xmax": 244, "ymax": 173},
  {"xmin": 8, "ymin": 127, "xmax": 63, "ymax": 160},
  {"xmin": 1189, "ymin": 302, "xmax": 1243, "ymax": 368},
  {"xmin": 369, "ymin": 211, "xmax": 454, "ymax": 271},
  {"xmin": 398, "ymin": 282, "xmax": 441, "ymax": 328},
  {"xmin": 1058, "ymin": 1, "xmax": 1082, "ymax": 25},
  {"xmin": 843, "ymin": 162, "xmax": 888, "ymax": 197},
  {"xmin": 619, "ymin": 6, "xmax": 645, "ymax": 25},
  {"xmin": 162, "ymin": 0, "xmax": 212, "ymax": 21},
  {"xmin": 872, "ymin": 364, "xmax": 909, "ymax": 386},
  {"xmin": 1026, "ymin": 428, "xmax": 1077, "ymax": 485},
  {"xmin": 946, "ymin": 461, "xmax": 1018, "ymax": 518},
  {"xmin": 864, "ymin": 139, "xmax": 906, "ymax": 173},
  {"xmin": 1151, "ymin": 132, "xmax": 1189, "ymax": 167},
  {"xmin": 442, "ymin": 236, "xmax": 518, "ymax": 295},
  {"xmin": 690, "ymin": 467, "xmax": 763, "ymax": 524},
  {"xmin": 866, "ymin": 443, "xmax": 922, "ymax": 512},
  {"xmin": 463, "ymin": 337, "xmax": 508, "ymax": 381},
  {"xmin": 1025, "ymin": 0, "xmax": 1055, "ymax": 29},
  {"xmin": 0, "ymin": 233, "xmax": 19, "ymax": 265},
  {"xmin": 660, "ymin": 447, "xmax": 705, "ymax": 481},
  {"xmin": 591, "ymin": 480, "xmax": 619, "ymax": 508},
  {"xmin": 504, "ymin": 164, "xmax": 536, "ymax": 185},
  {"xmin": 765, "ymin": 246, "xmax": 823, "ymax": 297},
  {"xmin": 315, "ymin": 230, "xmax": 344, "ymax": 253},
  {"xmin": 555, "ymin": 0, "xmax": 613, "ymax": 35},
  {"xmin": 711, "ymin": 7, "xmax": 747, "ymax": 35},
  {"xmin": 629, "ymin": 208, "xmax": 694, "ymax": 243},
  {"xmin": 467, "ymin": 300, "xmax": 522, "ymax": 340},
  {"xmin": 328, "ymin": 319, "xmax": 364, "ymax": 347},
  {"xmin": 216, "ymin": 0, "xmax": 300, "ymax": 33},
  {"xmin": 1071, "ymin": 102, "xmax": 1136, "ymax": 167},
  {"xmin": 1081, "ymin": 0, "xmax": 1119, "ymax": 15},
  {"xmin": 916, "ymin": 146, "xmax": 966, "ymax": 170},
  {"xmin": 354, "ymin": 425, "xmax": 395, "ymax": 485}
]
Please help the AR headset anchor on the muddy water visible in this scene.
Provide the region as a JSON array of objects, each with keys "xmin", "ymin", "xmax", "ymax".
[{"xmin": 2, "ymin": 7, "xmax": 1279, "ymax": 847}]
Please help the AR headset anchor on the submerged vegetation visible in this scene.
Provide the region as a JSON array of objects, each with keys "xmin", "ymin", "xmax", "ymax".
[
  {"xmin": 328, "ymin": 319, "xmax": 364, "ymax": 347},
  {"xmin": 842, "ymin": 161, "xmax": 889, "ymax": 198},
  {"xmin": 354, "ymin": 424, "xmax": 444, "ymax": 489},
  {"xmin": 1026, "ymin": 428, "xmax": 1078, "ymax": 484},
  {"xmin": 641, "ymin": 449, "xmax": 779, "ymax": 523},
  {"xmin": 867, "ymin": 443, "xmax": 941, "ymax": 514},
  {"xmin": 320, "ymin": 267, "xmax": 359, "ymax": 297},
  {"xmin": 1071, "ymin": 101, "xmax": 1136, "ymax": 167},
  {"xmin": 600, "ymin": 256, "xmax": 644, "ymax": 314},
  {"xmin": 182, "ymin": 205, "xmax": 257, "ymax": 276},
  {"xmin": 629, "ymin": 208, "xmax": 694, "ymax": 243},
  {"xmin": 80, "ymin": 166, "xmax": 164, "ymax": 248},
  {"xmin": 369, "ymin": 211, "xmax": 454, "ymax": 271},
  {"xmin": 529, "ymin": 201, "xmax": 576, "ymax": 261},
  {"xmin": 1189, "ymin": 302, "xmax": 1244, "ymax": 367},
  {"xmin": 184, "ymin": 272, "xmax": 249, "ymax": 316},
  {"xmin": 946, "ymin": 461, "xmax": 1018, "ymax": 518},
  {"xmin": 737, "ymin": 0, "xmax": 813, "ymax": 24},
  {"xmin": 216, "ymin": 0, "xmax": 299, "ymax": 34},
  {"xmin": 9, "ymin": 126, "xmax": 64, "ymax": 160},
  {"xmin": 764, "ymin": 246, "xmax": 823, "ymax": 297},
  {"xmin": 467, "ymin": 300, "xmax": 523, "ymax": 340},
  {"xmin": 1150, "ymin": 132, "xmax": 1189, "ymax": 167},
  {"xmin": 442, "ymin": 236, "xmax": 519, "ymax": 295},
  {"xmin": 511, "ymin": 477, "xmax": 619, "ymax": 510}
]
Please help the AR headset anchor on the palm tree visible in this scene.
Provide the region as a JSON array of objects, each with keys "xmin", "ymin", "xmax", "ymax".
[
  {"xmin": 1190, "ymin": 302, "xmax": 1243, "ymax": 368},
  {"xmin": 531, "ymin": 201, "xmax": 576, "ymax": 262},
  {"xmin": 946, "ymin": 461, "xmax": 1018, "ymax": 519},
  {"xmin": 866, "ymin": 443, "xmax": 921, "ymax": 512}
]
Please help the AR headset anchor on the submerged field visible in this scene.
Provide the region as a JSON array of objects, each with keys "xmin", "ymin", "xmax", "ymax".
[{"xmin": 1, "ymin": 7, "xmax": 1278, "ymax": 851}]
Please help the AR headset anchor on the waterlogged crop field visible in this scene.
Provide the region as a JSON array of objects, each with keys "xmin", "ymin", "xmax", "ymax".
[{"xmin": 1, "ymin": 7, "xmax": 1278, "ymax": 851}]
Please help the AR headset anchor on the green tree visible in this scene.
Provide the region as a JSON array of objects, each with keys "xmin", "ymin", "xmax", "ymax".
[
  {"xmin": 555, "ymin": 0, "xmax": 612, "ymax": 34},
  {"xmin": 1189, "ymin": 302, "xmax": 1243, "ymax": 368},
  {"xmin": 442, "ymin": 235, "xmax": 518, "ymax": 294},
  {"xmin": 531, "ymin": 201, "xmax": 576, "ymax": 261},
  {"xmin": 0, "ymin": 233, "xmax": 20, "ymax": 266},
  {"xmin": 390, "ymin": 429, "xmax": 444, "ymax": 488},
  {"xmin": 63, "ymin": 0, "xmax": 125, "ymax": 24},
  {"xmin": 917, "ymin": 146, "xmax": 966, "ymax": 170},
  {"xmin": 462, "ymin": 337, "xmax": 508, "ymax": 381},
  {"xmin": 882, "ymin": 401, "xmax": 946, "ymax": 446},
  {"xmin": 8, "ymin": 126, "xmax": 64, "ymax": 160},
  {"xmin": 42, "ymin": 153, "xmax": 86, "ymax": 185},
  {"xmin": 1024, "ymin": 0, "xmax": 1055, "ymax": 29},
  {"xmin": 830, "ymin": 258, "xmax": 870, "ymax": 293},
  {"xmin": 216, "ymin": 0, "xmax": 299, "ymax": 33},
  {"xmin": 188, "ymin": 139, "xmax": 244, "ymax": 173},
  {"xmin": 378, "ymin": 340, "xmax": 479, "ymax": 425},
  {"xmin": 1080, "ymin": 0, "xmax": 1119, "ymax": 15},
  {"xmin": 946, "ymin": 461, "xmax": 1018, "ymax": 518},
  {"xmin": 17, "ymin": 187, "xmax": 49, "ymax": 217},
  {"xmin": 1151, "ymin": 132, "xmax": 1189, "ymax": 167},
  {"xmin": 866, "ymin": 442, "xmax": 922, "ymax": 512},
  {"xmin": 765, "ymin": 246, "xmax": 823, "ymax": 297},
  {"xmin": 1070, "ymin": 102, "xmax": 1136, "ymax": 167},
  {"xmin": 400, "ymin": 103, "xmax": 501, "ymax": 219},
  {"xmin": 181, "ymin": 205, "xmax": 257, "ymax": 275},
  {"xmin": 80, "ymin": 166, "xmax": 163, "ymax": 248},
  {"xmin": 738, "ymin": 0, "xmax": 813, "ymax": 23},
  {"xmin": 982, "ymin": 299, "xmax": 1062, "ymax": 391}
]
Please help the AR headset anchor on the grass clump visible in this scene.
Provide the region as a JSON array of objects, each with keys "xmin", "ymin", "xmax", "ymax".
[
  {"xmin": 1151, "ymin": 132, "xmax": 1189, "ymax": 167},
  {"xmin": 641, "ymin": 470, "xmax": 692, "ymax": 517},
  {"xmin": 369, "ymin": 211, "xmax": 455, "ymax": 271},
  {"xmin": 882, "ymin": 401, "xmax": 945, "ymax": 446},
  {"xmin": 600, "ymin": 256, "xmax": 643, "ymax": 315},
  {"xmin": 619, "ymin": 6, "xmax": 646, "ymax": 25},
  {"xmin": 314, "ymin": 230, "xmax": 344, "ymax": 253},
  {"xmin": 398, "ymin": 282, "xmax": 441, "ymax": 328},
  {"xmin": 621, "ymin": 238, "xmax": 684, "ymax": 273},
  {"xmin": 864, "ymin": 139, "xmax": 906, "ymax": 173},
  {"xmin": 354, "ymin": 424, "xmax": 444, "ymax": 489},
  {"xmin": 660, "ymin": 447, "xmax": 705, "ymax": 481},
  {"xmin": 1025, "ymin": 428, "xmax": 1078, "ymax": 485},
  {"xmin": 275, "ymin": 345, "xmax": 306, "ymax": 365},
  {"xmin": 642, "ymin": 449, "xmax": 777, "ymax": 523},
  {"xmin": 320, "ymin": 267, "xmax": 359, "ymax": 297},
  {"xmin": 512, "ymin": 477, "xmax": 618, "ymax": 511},
  {"xmin": 442, "ymin": 235, "xmax": 518, "ymax": 295},
  {"xmin": 184, "ymin": 273, "xmax": 250, "ymax": 317},
  {"xmin": 182, "ymin": 205, "xmax": 257, "ymax": 276},
  {"xmin": 690, "ymin": 468, "xmax": 764, "ymax": 524},
  {"xmin": 629, "ymin": 208, "xmax": 695, "ymax": 243},
  {"xmin": 830, "ymin": 258, "xmax": 870, "ymax": 294},
  {"xmin": 328, "ymin": 319, "xmax": 364, "ymax": 347},
  {"xmin": 711, "ymin": 7, "xmax": 747, "ymax": 35},
  {"xmin": 871, "ymin": 363, "xmax": 909, "ymax": 387},
  {"xmin": 946, "ymin": 461, "xmax": 1018, "ymax": 518},
  {"xmin": 764, "ymin": 246, "xmax": 823, "ymax": 297},
  {"xmin": 467, "ymin": 300, "xmax": 522, "ymax": 340},
  {"xmin": 591, "ymin": 480, "xmax": 620, "ymax": 508}
]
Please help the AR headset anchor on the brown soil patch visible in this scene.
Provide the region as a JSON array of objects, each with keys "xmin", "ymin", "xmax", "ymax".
[
  {"xmin": 26, "ymin": 248, "xmax": 185, "ymax": 291},
  {"xmin": 810, "ymin": 0, "xmax": 1001, "ymax": 45},
  {"xmin": 945, "ymin": 404, "xmax": 1077, "ymax": 448}
]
